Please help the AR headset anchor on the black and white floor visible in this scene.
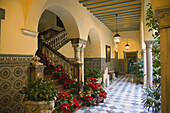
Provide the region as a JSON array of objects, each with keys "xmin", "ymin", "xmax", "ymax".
[{"xmin": 76, "ymin": 75, "xmax": 152, "ymax": 113}]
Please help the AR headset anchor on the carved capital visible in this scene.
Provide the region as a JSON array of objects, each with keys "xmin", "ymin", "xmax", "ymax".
[
  {"xmin": 70, "ymin": 38, "xmax": 87, "ymax": 45},
  {"xmin": 155, "ymin": 7, "xmax": 170, "ymax": 29},
  {"xmin": 145, "ymin": 40, "xmax": 153, "ymax": 48}
]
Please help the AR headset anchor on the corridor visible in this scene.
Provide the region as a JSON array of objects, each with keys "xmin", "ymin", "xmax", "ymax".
[{"xmin": 76, "ymin": 75, "xmax": 152, "ymax": 113}]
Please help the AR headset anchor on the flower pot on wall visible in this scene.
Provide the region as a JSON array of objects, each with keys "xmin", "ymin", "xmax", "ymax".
[{"xmin": 25, "ymin": 101, "xmax": 55, "ymax": 113}]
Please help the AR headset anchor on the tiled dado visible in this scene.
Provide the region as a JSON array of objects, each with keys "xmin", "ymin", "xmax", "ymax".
[
  {"xmin": 0, "ymin": 54, "xmax": 32, "ymax": 113},
  {"xmin": 84, "ymin": 58, "xmax": 115, "ymax": 73}
]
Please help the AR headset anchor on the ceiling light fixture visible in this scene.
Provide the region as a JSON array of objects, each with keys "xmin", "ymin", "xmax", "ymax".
[{"xmin": 114, "ymin": 14, "xmax": 121, "ymax": 44}]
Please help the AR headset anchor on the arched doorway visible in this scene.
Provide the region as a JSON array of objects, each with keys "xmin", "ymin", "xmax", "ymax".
[{"xmin": 118, "ymin": 38, "xmax": 141, "ymax": 74}]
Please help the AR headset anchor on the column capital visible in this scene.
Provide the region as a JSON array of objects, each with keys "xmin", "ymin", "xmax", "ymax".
[
  {"xmin": 70, "ymin": 38, "xmax": 87, "ymax": 45},
  {"xmin": 155, "ymin": 7, "xmax": 170, "ymax": 29},
  {"xmin": 145, "ymin": 40, "xmax": 153, "ymax": 48}
]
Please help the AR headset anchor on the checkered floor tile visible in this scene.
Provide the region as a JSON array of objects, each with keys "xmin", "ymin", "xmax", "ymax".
[{"xmin": 76, "ymin": 74, "xmax": 152, "ymax": 113}]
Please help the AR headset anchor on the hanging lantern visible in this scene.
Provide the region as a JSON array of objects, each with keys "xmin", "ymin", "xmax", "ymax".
[
  {"xmin": 114, "ymin": 14, "xmax": 121, "ymax": 44},
  {"xmin": 125, "ymin": 43, "xmax": 129, "ymax": 50}
]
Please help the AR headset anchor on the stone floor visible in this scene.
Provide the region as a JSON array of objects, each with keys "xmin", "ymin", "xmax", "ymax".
[{"xmin": 76, "ymin": 74, "xmax": 152, "ymax": 113}]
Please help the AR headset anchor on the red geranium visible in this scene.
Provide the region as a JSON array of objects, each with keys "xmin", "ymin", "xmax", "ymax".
[
  {"xmin": 59, "ymin": 73, "xmax": 69, "ymax": 80},
  {"xmin": 89, "ymin": 82, "xmax": 101, "ymax": 90},
  {"xmin": 84, "ymin": 95, "xmax": 93, "ymax": 102},
  {"xmin": 90, "ymin": 77, "xmax": 97, "ymax": 83},
  {"xmin": 99, "ymin": 90, "xmax": 107, "ymax": 99},
  {"xmin": 57, "ymin": 89, "xmax": 69, "ymax": 100},
  {"xmin": 59, "ymin": 103, "xmax": 71, "ymax": 113},
  {"xmin": 73, "ymin": 97, "xmax": 81, "ymax": 109},
  {"xmin": 64, "ymin": 80, "xmax": 74, "ymax": 86}
]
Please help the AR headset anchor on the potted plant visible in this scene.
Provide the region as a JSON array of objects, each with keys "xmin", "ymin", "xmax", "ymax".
[
  {"xmin": 19, "ymin": 78, "xmax": 57, "ymax": 113},
  {"xmin": 94, "ymin": 96, "xmax": 103, "ymax": 106},
  {"xmin": 84, "ymin": 95, "xmax": 93, "ymax": 106},
  {"xmin": 114, "ymin": 67, "xmax": 120, "ymax": 78},
  {"xmin": 54, "ymin": 90, "xmax": 81, "ymax": 113},
  {"xmin": 88, "ymin": 69, "xmax": 102, "ymax": 83},
  {"xmin": 99, "ymin": 90, "xmax": 107, "ymax": 102}
]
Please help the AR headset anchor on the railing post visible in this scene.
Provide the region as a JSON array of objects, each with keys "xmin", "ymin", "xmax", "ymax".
[{"xmin": 30, "ymin": 56, "xmax": 46, "ymax": 81}]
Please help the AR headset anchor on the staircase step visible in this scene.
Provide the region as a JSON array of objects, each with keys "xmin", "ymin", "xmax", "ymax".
[
  {"xmin": 45, "ymin": 75, "xmax": 55, "ymax": 79},
  {"xmin": 53, "ymin": 84, "xmax": 64, "ymax": 89}
]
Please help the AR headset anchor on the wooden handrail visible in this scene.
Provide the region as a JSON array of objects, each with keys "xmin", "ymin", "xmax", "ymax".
[{"xmin": 42, "ymin": 42, "xmax": 75, "ymax": 66}]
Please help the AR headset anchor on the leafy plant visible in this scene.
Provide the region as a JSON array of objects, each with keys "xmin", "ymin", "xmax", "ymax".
[
  {"xmin": 114, "ymin": 67, "xmax": 120, "ymax": 73},
  {"xmin": 145, "ymin": 3, "xmax": 161, "ymax": 85},
  {"xmin": 143, "ymin": 3, "xmax": 161, "ymax": 112},
  {"xmin": 134, "ymin": 59, "xmax": 144, "ymax": 78},
  {"xmin": 54, "ymin": 90, "xmax": 81, "ymax": 113},
  {"xmin": 20, "ymin": 78, "xmax": 57, "ymax": 101},
  {"xmin": 88, "ymin": 68, "xmax": 102, "ymax": 78},
  {"xmin": 143, "ymin": 85, "xmax": 161, "ymax": 112}
]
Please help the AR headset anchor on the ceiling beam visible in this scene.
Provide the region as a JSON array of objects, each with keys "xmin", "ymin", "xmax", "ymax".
[
  {"xmin": 97, "ymin": 11, "xmax": 140, "ymax": 18},
  {"xmin": 94, "ymin": 7, "xmax": 141, "ymax": 16},
  {"xmin": 101, "ymin": 17, "xmax": 140, "ymax": 22},
  {"xmin": 95, "ymin": 9, "xmax": 141, "ymax": 17},
  {"xmin": 90, "ymin": 3, "xmax": 141, "ymax": 13},
  {"xmin": 99, "ymin": 14, "xmax": 140, "ymax": 21},
  {"xmin": 103, "ymin": 18, "xmax": 140, "ymax": 23},
  {"xmin": 87, "ymin": 0, "xmax": 140, "ymax": 10},
  {"xmin": 105, "ymin": 21, "xmax": 140, "ymax": 25}
]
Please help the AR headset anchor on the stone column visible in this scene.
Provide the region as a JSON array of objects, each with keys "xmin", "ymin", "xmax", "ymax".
[
  {"xmin": 71, "ymin": 38, "xmax": 87, "ymax": 91},
  {"xmin": 151, "ymin": 3, "xmax": 170, "ymax": 112},
  {"xmin": 72, "ymin": 43, "xmax": 81, "ymax": 63},
  {"xmin": 145, "ymin": 40, "xmax": 153, "ymax": 88},
  {"xmin": 142, "ymin": 48, "xmax": 147, "ymax": 88},
  {"xmin": 80, "ymin": 44, "xmax": 86, "ymax": 84}
]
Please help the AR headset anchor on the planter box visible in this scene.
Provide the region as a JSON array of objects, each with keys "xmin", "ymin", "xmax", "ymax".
[{"xmin": 25, "ymin": 101, "xmax": 55, "ymax": 113}]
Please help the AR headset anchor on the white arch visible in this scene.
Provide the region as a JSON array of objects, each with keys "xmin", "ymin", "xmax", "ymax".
[
  {"xmin": 85, "ymin": 28, "xmax": 101, "ymax": 58},
  {"xmin": 25, "ymin": 0, "xmax": 80, "ymax": 39}
]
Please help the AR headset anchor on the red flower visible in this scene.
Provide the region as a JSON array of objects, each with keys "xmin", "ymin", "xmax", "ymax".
[
  {"xmin": 61, "ymin": 69, "xmax": 65, "ymax": 72},
  {"xmin": 84, "ymin": 95, "xmax": 93, "ymax": 102},
  {"xmin": 73, "ymin": 97, "xmax": 81, "ymax": 109},
  {"xmin": 59, "ymin": 103, "xmax": 71, "ymax": 113},
  {"xmin": 89, "ymin": 82, "xmax": 101, "ymax": 90},
  {"xmin": 90, "ymin": 77, "xmax": 97, "ymax": 82},
  {"xmin": 54, "ymin": 68, "xmax": 59, "ymax": 72},
  {"xmin": 57, "ymin": 89, "xmax": 69, "ymax": 100},
  {"xmin": 57, "ymin": 65, "xmax": 63, "ymax": 68},
  {"xmin": 99, "ymin": 90, "xmax": 107, "ymax": 99}
]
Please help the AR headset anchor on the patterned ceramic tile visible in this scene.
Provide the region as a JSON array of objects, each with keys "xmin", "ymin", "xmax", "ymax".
[{"xmin": 76, "ymin": 75, "xmax": 152, "ymax": 113}]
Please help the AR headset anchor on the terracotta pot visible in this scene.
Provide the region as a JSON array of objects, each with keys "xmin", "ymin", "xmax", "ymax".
[
  {"xmin": 25, "ymin": 101, "xmax": 55, "ymax": 113},
  {"xmin": 96, "ymin": 102, "xmax": 100, "ymax": 106}
]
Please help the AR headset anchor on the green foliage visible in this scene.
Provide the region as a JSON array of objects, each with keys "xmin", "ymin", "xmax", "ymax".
[
  {"xmin": 134, "ymin": 59, "xmax": 144, "ymax": 78},
  {"xmin": 85, "ymin": 68, "xmax": 102, "ymax": 79},
  {"xmin": 146, "ymin": 3, "xmax": 161, "ymax": 84},
  {"xmin": 114, "ymin": 67, "xmax": 120, "ymax": 73},
  {"xmin": 144, "ymin": 3, "xmax": 161, "ymax": 112},
  {"xmin": 143, "ymin": 85, "xmax": 161, "ymax": 113},
  {"xmin": 20, "ymin": 78, "xmax": 57, "ymax": 101}
]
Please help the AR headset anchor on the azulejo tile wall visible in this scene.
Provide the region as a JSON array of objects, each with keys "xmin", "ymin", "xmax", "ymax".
[
  {"xmin": 0, "ymin": 55, "xmax": 32, "ymax": 113},
  {"xmin": 84, "ymin": 58, "xmax": 115, "ymax": 73}
]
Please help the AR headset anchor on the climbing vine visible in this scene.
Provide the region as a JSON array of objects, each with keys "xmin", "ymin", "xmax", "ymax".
[{"xmin": 143, "ymin": 3, "xmax": 161, "ymax": 113}]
